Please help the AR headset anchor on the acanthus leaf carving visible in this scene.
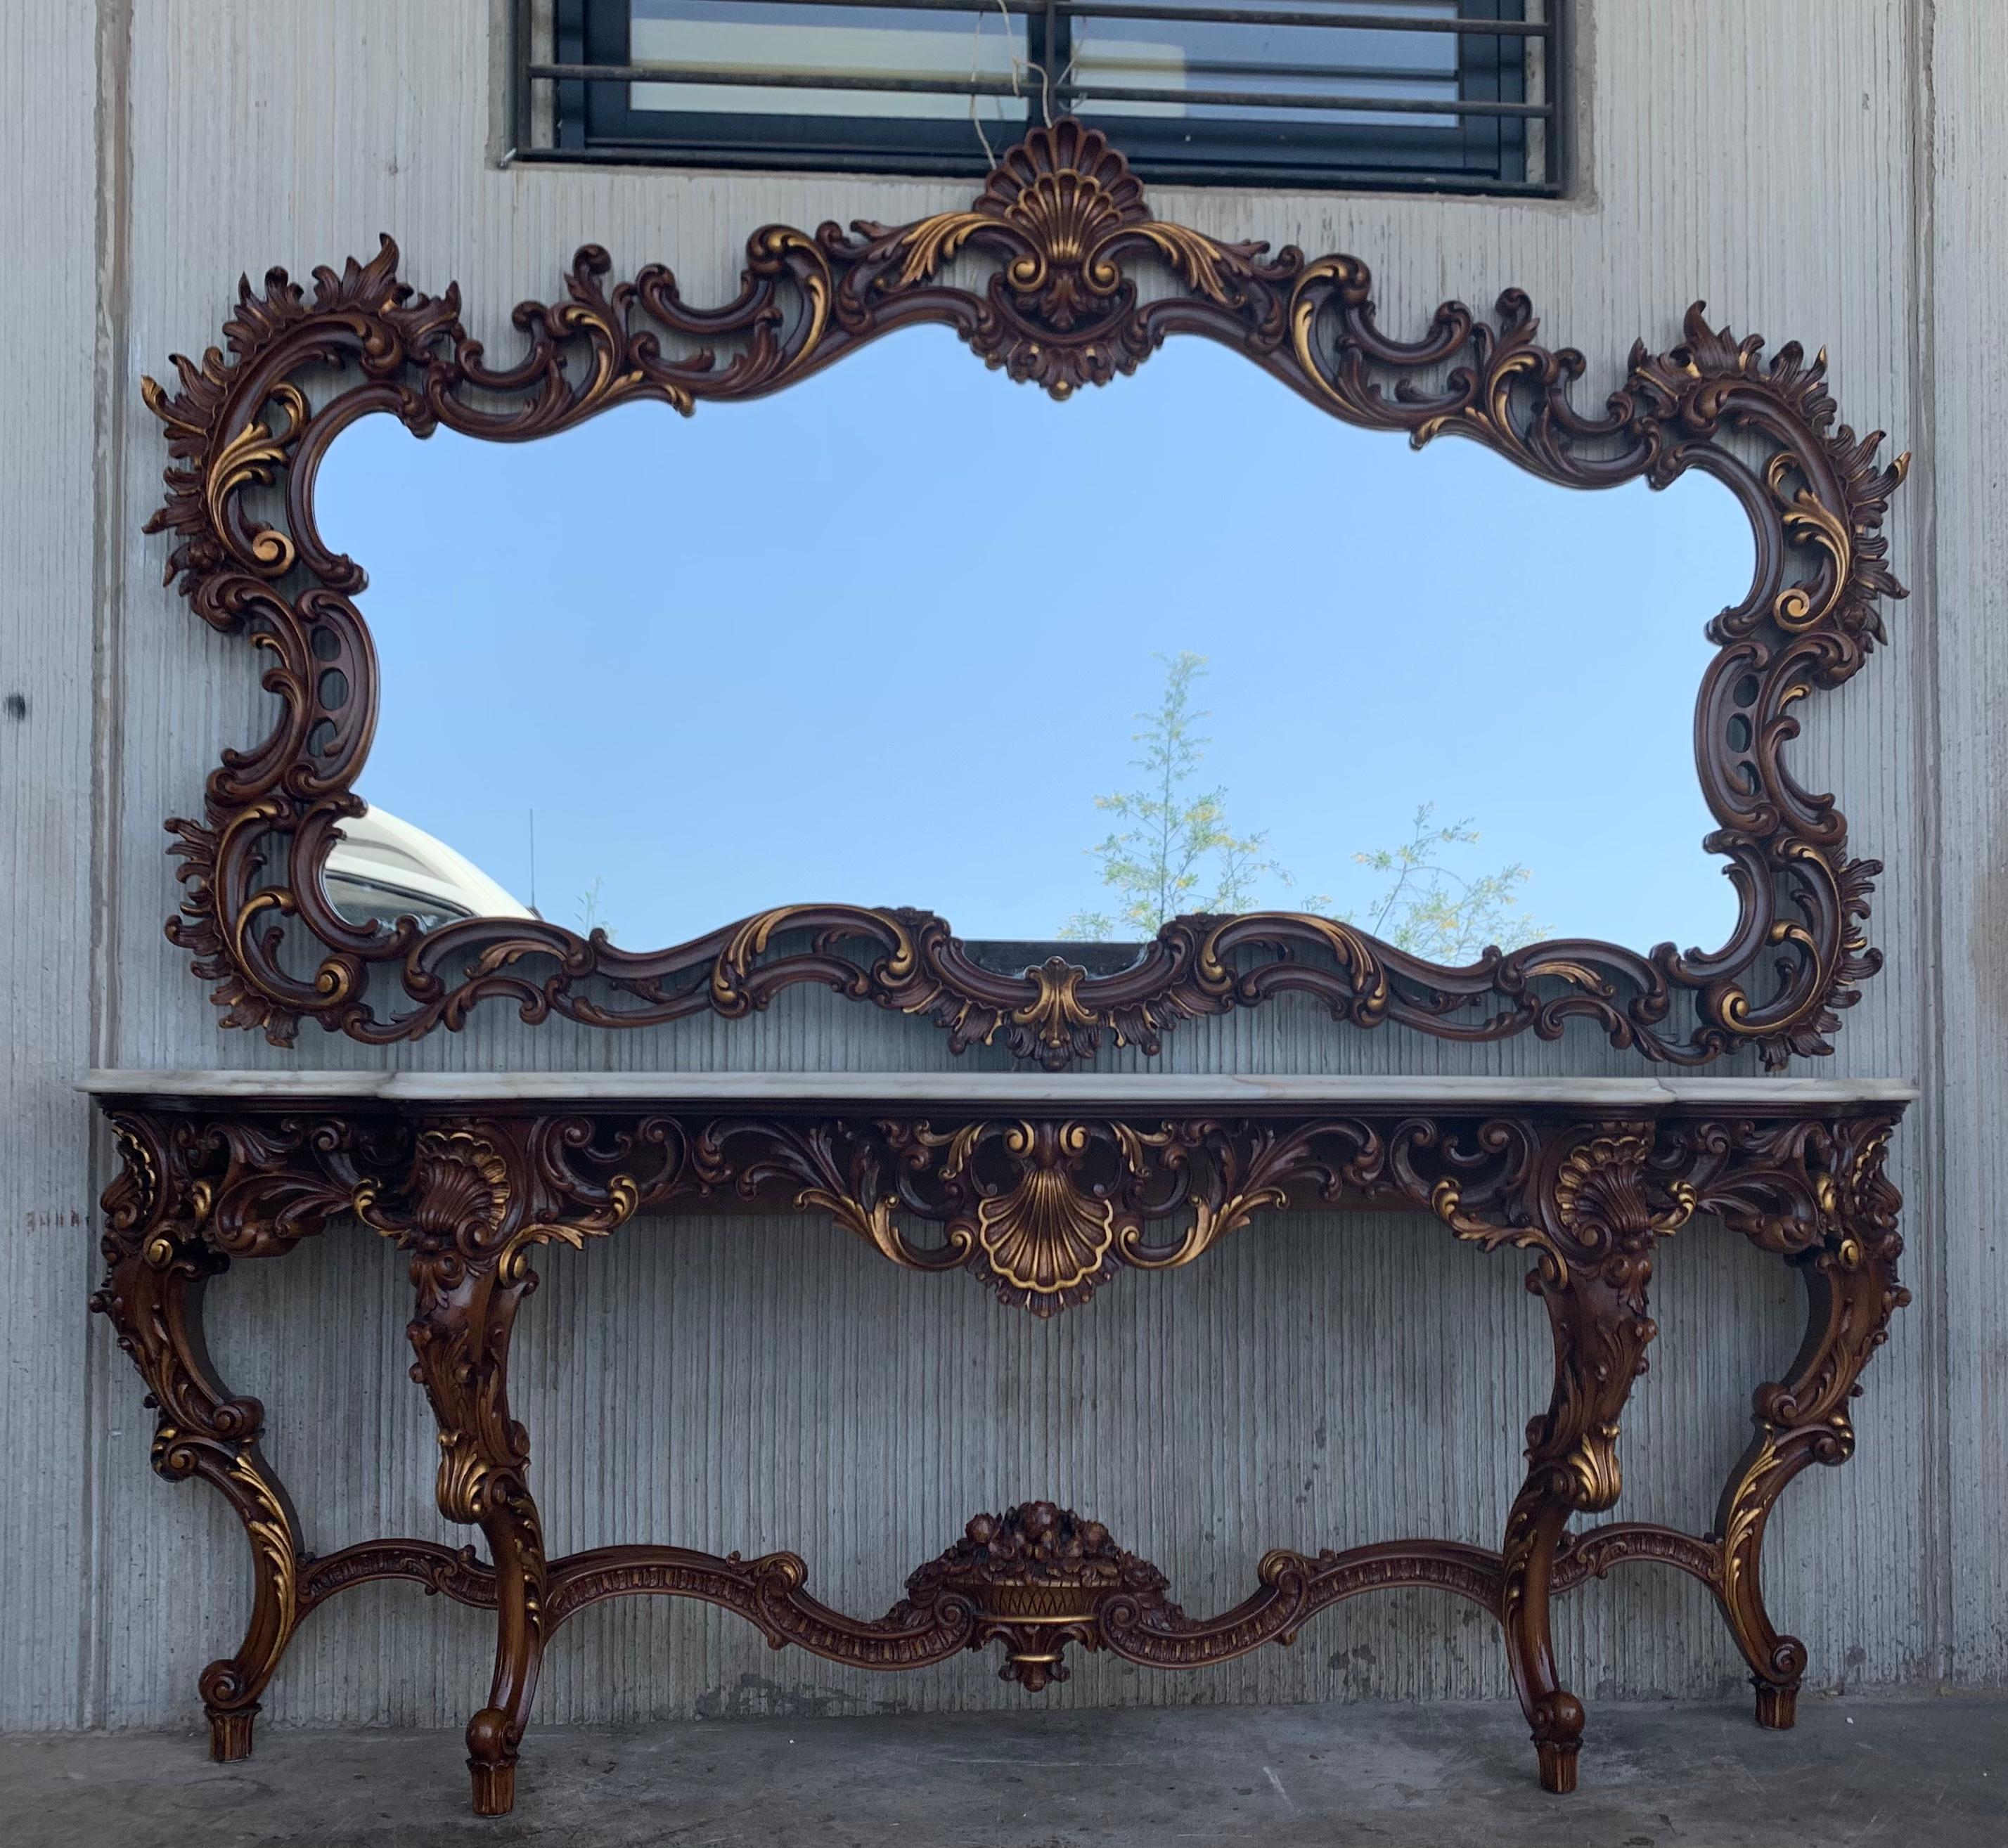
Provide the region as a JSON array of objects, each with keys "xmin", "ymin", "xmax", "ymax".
[
  {"xmin": 88, "ymin": 1092, "xmax": 1909, "ymax": 1792},
  {"xmin": 138, "ymin": 122, "xmax": 1905, "ymax": 1071}
]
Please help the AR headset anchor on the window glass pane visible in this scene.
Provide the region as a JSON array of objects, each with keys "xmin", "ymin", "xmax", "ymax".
[
  {"xmin": 1074, "ymin": 1, "xmax": 1462, "ymax": 131},
  {"xmin": 542, "ymin": 0, "xmax": 1547, "ymax": 188},
  {"xmin": 629, "ymin": 0, "xmax": 1031, "ymax": 126}
]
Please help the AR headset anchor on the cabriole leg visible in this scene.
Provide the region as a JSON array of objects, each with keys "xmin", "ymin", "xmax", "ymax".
[
  {"xmin": 92, "ymin": 1131, "xmax": 306, "ymax": 1762},
  {"xmin": 397, "ymin": 1132, "xmax": 553, "ymax": 1818},
  {"xmin": 407, "ymin": 1247, "xmax": 547, "ymax": 1816},
  {"xmin": 1713, "ymin": 1200, "xmax": 1907, "ymax": 1728},
  {"xmin": 1498, "ymin": 1130, "xmax": 1676, "ymax": 1795}
]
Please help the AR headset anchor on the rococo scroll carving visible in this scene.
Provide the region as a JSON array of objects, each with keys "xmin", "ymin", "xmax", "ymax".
[
  {"xmin": 89, "ymin": 1110, "xmax": 347, "ymax": 1759},
  {"xmin": 90, "ymin": 1104, "xmax": 1804, "ymax": 1324},
  {"xmin": 141, "ymin": 122, "xmax": 1905, "ymax": 1068},
  {"xmin": 1493, "ymin": 1127, "xmax": 1690, "ymax": 1790},
  {"xmin": 89, "ymin": 1094, "xmax": 1907, "ymax": 1797},
  {"xmin": 1693, "ymin": 1114, "xmax": 1907, "ymax": 1723},
  {"xmin": 700, "ymin": 1111, "xmax": 1569, "ymax": 1314}
]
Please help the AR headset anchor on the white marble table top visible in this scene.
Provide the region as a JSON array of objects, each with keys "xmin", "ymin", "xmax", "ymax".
[{"xmin": 80, "ymin": 1070, "xmax": 1921, "ymax": 1108}]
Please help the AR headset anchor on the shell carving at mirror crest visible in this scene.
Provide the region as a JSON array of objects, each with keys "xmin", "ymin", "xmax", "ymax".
[{"xmin": 143, "ymin": 122, "xmax": 1905, "ymax": 1068}]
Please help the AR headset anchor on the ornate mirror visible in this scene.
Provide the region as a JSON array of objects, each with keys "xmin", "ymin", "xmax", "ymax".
[{"xmin": 145, "ymin": 122, "xmax": 1906, "ymax": 1066}]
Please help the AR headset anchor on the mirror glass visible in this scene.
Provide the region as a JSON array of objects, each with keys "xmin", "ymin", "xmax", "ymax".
[{"xmin": 316, "ymin": 328, "xmax": 1753, "ymax": 961}]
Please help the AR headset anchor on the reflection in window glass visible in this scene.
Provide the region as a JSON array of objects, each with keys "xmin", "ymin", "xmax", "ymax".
[
  {"xmin": 535, "ymin": 0, "xmax": 1550, "ymax": 189},
  {"xmin": 629, "ymin": 1, "xmax": 1030, "ymax": 125}
]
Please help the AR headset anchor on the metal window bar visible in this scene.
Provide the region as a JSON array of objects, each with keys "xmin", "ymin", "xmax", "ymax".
[
  {"xmin": 544, "ymin": 0, "xmax": 1552, "ymax": 30},
  {"xmin": 515, "ymin": 0, "xmax": 1559, "ymax": 193},
  {"xmin": 526, "ymin": 61, "xmax": 1552, "ymax": 118}
]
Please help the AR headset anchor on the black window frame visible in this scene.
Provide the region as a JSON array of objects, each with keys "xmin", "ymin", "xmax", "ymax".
[{"xmin": 517, "ymin": 0, "xmax": 1562, "ymax": 195}]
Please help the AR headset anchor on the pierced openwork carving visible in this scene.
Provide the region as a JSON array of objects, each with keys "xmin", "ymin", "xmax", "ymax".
[
  {"xmin": 89, "ymin": 1089, "xmax": 1906, "ymax": 1810},
  {"xmin": 901, "ymin": 1503, "xmax": 1176, "ymax": 1690},
  {"xmin": 143, "ymin": 121, "xmax": 1905, "ymax": 1066},
  {"xmin": 694, "ymin": 1111, "xmax": 1661, "ymax": 1315}
]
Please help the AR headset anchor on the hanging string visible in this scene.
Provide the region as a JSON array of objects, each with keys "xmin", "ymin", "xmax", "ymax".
[{"xmin": 968, "ymin": 0, "xmax": 1028, "ymax": 166}]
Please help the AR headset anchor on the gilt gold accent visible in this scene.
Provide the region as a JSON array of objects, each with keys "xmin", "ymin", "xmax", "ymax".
[
  {"xmin": 795, "ymin": 1185, "xmax": 914, "ymax": 1272},
  {"xmin": 1718, "ymin": 1428, "xmax": 1781, "ymax": 1608},
  {"xmin": 139, "ymin": 122, "xmax": 1903, "ymax": 1067},
  {"xmin": 969, "ymin": 1123, "xmax": 1119, "ymax": 1299},
  {"xmin": 1519, "ymin": 959, "xmax": 1611, "ymax": 992},
  {"xmin": 1429, "ymin": 1176, "xmax": 1554, "ymax": 1261},
  {"xmin": 1010, "ymin": 960, "xmax": 1100, "ymax": 1061},
  {"xmin": 226, "ymin": 1449, "xmax": 302, "ymax": 1650},
  {"xmin": 1563, "ymin": 1420, "xmax": 1628, "ymax": 1513},
  {"xmin": 205, "ymin": 386, "xmax": 306, "ymax": 573},
  {"xmin": 89, "ymin": 1092, "xmax": 1909, "ymax": 1810},
  {"xmin": 1115, "ymin": 1180, "xmax": 1292, "ymax": 1274},
  {"xmin": 1554, "ymin": 1132, "xmax": 1697, "ymax": 1246}
]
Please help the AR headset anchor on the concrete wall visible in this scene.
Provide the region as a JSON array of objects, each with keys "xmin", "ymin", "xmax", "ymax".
[{"xmin": 3, "ymin": 0, "xmax": 2002, "ymax": 1731}]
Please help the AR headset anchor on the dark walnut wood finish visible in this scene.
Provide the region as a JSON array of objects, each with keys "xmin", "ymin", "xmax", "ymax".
[
  {"xmin": 92, "ymin": 1088, "xmax": 1907, "ymax": 1813},
  {"xmin": 142, "ymin": 120, "xmax": 1906, "ymax": 1068}
]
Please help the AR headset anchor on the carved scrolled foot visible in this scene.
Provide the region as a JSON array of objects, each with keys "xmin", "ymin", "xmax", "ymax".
[
  {"xmin": 1537, "ymin": 1735, "xmax": 1581, "ymax": 1795},
  {"xmin": 1526, "ymin": 1665, "xmax": 1588, "ymax": 1792},
  {"xmin": 467, "ymin": 1705, "xmax": 520, "ymax": 1816},
  {"xmin": 200, "ymin": 1655, "xmax": 271, "ymax": 1760},
  {"xmin": 206, "ymin": 1704, "xmax": 257, "ymax": 1762},
  {"xmin": 1744, "ymin": 1634, "xmax": 1809, "ymax": 1729},
  {"xmin": 1754, "ymin": 1680, "xmax": 1798, "ymax": 1729}
]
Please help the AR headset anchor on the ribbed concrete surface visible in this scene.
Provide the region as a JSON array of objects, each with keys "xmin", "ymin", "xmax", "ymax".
[
  {"xmin": 4, "ymin": 1696, "xmax": 2002, "ymax": 1847},
  {"xmin": 11, "ymin": 0, "xmax": 2008, "ymax": 1743}
]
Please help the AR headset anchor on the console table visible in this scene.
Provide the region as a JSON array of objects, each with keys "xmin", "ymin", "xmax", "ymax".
[{"xmin": 84, "ymin": 1071, "xmax": 1913, "ymax": 1816}]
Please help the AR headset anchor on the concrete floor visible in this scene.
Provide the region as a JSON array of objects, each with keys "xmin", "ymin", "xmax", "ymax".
[{"xmin": 2, "ymin": 1695, "xmax": 2003, "ymax": 1847}]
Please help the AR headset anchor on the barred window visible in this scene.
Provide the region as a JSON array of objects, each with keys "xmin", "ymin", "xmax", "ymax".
[{"xmin": 516, "ymin": 1, "xmax": 1559, "ymax": 192}]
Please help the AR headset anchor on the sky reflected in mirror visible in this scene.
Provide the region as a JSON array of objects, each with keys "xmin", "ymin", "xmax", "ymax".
[{"xmin": 316, "ymin": 328, "xmax": 1753, "ymax": 959}]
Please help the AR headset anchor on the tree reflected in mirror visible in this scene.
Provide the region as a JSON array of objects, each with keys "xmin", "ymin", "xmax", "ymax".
[{"xmin": 319, "ymin": 329, "xmax": 1751, "ymax": 963}]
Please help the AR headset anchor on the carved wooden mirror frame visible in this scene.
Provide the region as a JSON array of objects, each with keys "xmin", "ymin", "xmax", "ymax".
[{"xmin": 144, "ymin": 120, "xmax": 1907, "ymax": 1068}]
